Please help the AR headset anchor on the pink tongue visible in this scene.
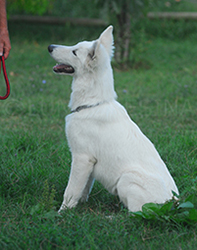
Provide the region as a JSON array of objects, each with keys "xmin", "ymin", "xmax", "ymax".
[
  {"xmin": 53, "ymin": 64, "xmax": 74, "ymax": 73},
  {"xmin": 53, "ymin": 64, "xmax": 65, "ymax": 70}
]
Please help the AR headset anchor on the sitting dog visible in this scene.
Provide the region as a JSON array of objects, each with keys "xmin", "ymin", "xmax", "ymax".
[{"xmin": 48, "ymin": 26, "xmax": 179, "ymax": 212}]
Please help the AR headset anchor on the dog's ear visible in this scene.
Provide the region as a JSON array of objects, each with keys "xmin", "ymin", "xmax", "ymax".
[
  {"xmin": 88, "ymin": 26, "xmax": 114, "ymax": 63},
  {"xmin": 88, "ymin": 41, "xmax": 98, "ymax": 60},
  {"xmin": 98, "ymin": 25, "xmax": 114, "ymax": 59}
]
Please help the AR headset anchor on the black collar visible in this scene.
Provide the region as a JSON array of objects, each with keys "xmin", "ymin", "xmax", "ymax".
[{"xmin": 71, "ymin": 103, "xmax": 100, "ymax": 113}]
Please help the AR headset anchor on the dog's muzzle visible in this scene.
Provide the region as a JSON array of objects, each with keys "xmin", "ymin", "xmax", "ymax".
[{"xmin": 48, "ymin": 45, "xmax": 75, "ymax": 74}]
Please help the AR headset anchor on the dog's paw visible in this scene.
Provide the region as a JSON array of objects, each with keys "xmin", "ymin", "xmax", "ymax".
[
  {"xmin": 80, "ymin": 195, "xmax": 88, "ymax": 203},
  {"xmin": 58, "ymin": 204, "xmax": 67, "ymax": 214}
]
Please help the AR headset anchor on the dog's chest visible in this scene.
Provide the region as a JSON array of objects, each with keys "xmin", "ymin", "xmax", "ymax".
[{"xmin": 65, "ymin": 113, "xmax": 100, "ymax": 151}]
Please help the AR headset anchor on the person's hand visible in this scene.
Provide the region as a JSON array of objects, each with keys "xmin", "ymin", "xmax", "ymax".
[{"xmin": 0, "ymin": 29, "xmax": 11, "ymax": 59}]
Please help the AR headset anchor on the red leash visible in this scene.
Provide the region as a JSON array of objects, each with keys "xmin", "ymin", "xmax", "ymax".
[{"xmin": 0, "ymin": 55, "xmax": 10, "ymax": 100}]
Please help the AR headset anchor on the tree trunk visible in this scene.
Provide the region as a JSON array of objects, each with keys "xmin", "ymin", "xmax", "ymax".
[{"xmin": 115, "ymin": 2, "xmax": 131, "ymax": 67}]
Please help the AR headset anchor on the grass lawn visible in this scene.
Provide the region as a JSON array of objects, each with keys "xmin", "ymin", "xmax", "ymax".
[{"xmin": 0, "ymin": 23, "xmax": 197, "ymax": 249}]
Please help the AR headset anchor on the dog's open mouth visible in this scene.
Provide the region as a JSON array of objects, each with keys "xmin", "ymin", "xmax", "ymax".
[{"xmin": 53, "ymin": 64, "xmax": 75, "ymax": 74}]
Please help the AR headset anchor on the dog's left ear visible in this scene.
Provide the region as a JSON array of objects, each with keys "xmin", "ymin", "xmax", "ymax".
[{"xmin": 98, "ymin": 25, "xmax": 114, "ymax": 59}]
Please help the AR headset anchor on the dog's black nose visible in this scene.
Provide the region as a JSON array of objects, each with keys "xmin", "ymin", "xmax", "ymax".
[{"xmin": 48, "ymin": 45, "xmax": 55, "ymax": 53}]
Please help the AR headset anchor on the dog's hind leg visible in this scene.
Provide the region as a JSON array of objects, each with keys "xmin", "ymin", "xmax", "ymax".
[
  {"xmin": 116, "ymin": 172, "xmax": 156, "ymax": 212},
  {"xmin": 58, "ymin": 154, "xmax": 96, "ymax": 212}
]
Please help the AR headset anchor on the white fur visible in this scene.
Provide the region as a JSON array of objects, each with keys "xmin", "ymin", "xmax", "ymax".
[{"xmin": 49, "ymin": 25, "xmax": 179, "ymax": 212}]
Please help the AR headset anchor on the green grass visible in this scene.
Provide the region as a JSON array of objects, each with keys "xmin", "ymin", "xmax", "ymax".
[{"xmin": 0, "ymin": 23, "xmax": 197, "ymax": 249}]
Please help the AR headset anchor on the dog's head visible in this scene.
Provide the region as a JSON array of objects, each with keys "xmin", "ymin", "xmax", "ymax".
[{"xmin": 48, "ymin": 26, "xmax": 114, "ymax": 76}]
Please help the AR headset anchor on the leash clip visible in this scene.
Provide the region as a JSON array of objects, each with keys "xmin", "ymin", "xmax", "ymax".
[{"xmin": 0, "ymin": 54, "xmax": 10, "ymax": 100}]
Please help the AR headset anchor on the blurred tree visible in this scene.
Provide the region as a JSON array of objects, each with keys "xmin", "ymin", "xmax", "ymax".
[
  {"xmin": 7, "ymin": 0, "xmax": 55, "ymax": 16},
  {"xmin": 7, "ymin": 0, "xmax": 150, "ymax": 67},
  {"xmin": 96, "ymin": 0, "xmax": 149, "ymax": 67}
]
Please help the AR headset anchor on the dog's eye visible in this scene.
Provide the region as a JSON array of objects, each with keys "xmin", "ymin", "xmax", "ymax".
[{"xmin": 72, "ymin": 50, "xmax": 77, "ymax": 56}]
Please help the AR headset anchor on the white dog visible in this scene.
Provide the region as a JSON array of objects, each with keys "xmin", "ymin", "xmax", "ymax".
[{"xmin": 48, "ymin": 26, "xmax": 179, "ymax": 212}]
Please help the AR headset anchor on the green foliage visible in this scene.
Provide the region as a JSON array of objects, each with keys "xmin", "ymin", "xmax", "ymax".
[
  {"xmin": 7, "ymin": 0, "xmax": 55, "ymax": 15},
  {"xmin": 6, "ymin": 0, "xmax": 197, "ymax": 66},
  {"xmin": 29, "ymin": 180, "xmax": 59, "ymax": 221},
  {"xmin": 96, "ymin": 0, "xmax": 149, "ymax": 20},
  {"xmin": 41, "ymin": 180, "xmax": 56, "ymax": 211},
  {"xmin": 51, "ymin": 0, "xmax": 100, "ymax": 19},
  {"xmin": 7, "ymin": 0, "xmax": 197, "ymax": 18},
  {"xmin": 131, "ymin": 195, "xmax": 197, "ymax": 225},
  {"xmin": 148, "ymin": 0, "xmax": 197, "ymax": 12},
  {"xmin": 95, "ymin": 0, "xmax": 149, "ymax": 65},
  {"xmin": 140, "ymin": 18, "xmax": 197, "ymax": 40}
]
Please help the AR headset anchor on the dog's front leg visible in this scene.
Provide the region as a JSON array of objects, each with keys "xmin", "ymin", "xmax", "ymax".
[
  {"xmin": 80, "ymin": 173, "xmax": 95, "ymax": 202},
  {"xmin": 59, "ymin": 154, "xmax": 96, "ymax": 212}
]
